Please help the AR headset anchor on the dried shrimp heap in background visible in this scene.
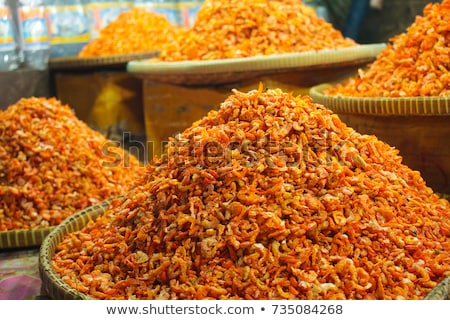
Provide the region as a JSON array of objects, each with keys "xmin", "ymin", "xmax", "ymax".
[
  {"xmin": 158, "ymin": 0, "xmax": 357, "ymax": 61},
  {"xmin": 78, "ymin": 8, "xmax": 182, "ymax": 57},
  {"xmin": 325, "ymin": 0, "xmax": 450, "ymax": 97},
  {"xmin": 53, "ymin": 87, "xmax": 450, "ymax": 299},
  {"xmin": 0, "ymin": 98, "xmax": 143, "ymax": 231}
]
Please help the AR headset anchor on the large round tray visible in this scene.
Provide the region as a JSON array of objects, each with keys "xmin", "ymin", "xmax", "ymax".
[
  {"xmin": 39, "ymin": 200, "xmax": 113, "ymax": 300},
  {"xmin": 127, "ymin": 43, "xmax": 386, "ymax": 86},
  {"xmin": 310, "ymin": 84, "xmax": 450, "ymax": 195},
  {"xmin": 48, "ymin": 51, "xmax": 159, "ymax": 71}
]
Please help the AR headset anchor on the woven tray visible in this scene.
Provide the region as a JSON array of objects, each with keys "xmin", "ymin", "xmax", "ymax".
[
  {"xmin": 424, "ymin": 277, "xmax": 450, "ymax": 300},
  {"xmin": 39, "ymin": 200, "xmax": 113, "ymax": 300},
  {"xmin": 48, "ymin": 51, "xmax": 159, "ymax": 71},
  {"xmin": 309, "ymin": 84, "xmax": 450, "ymax": 116},
  {"xmin": 0, "ymin": 228, "xmax": 55, "ymax": 249},
  {"xmin": 127, "ymin": 43, "xmax": 385, "ymax": 86}
]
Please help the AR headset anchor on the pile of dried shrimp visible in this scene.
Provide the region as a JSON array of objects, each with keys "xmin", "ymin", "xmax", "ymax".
[{"xmin": 52, "ymin": 87, "xmax": 450, "ymax": 299}]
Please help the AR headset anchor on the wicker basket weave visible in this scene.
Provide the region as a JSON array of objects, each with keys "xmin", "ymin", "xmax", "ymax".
[
  {"xmin": 310, "ymin": 84, "xmax": 450, "ymax": 195},
  {"xmin": 424, "ymin": 277, "xmax": 450, "ymax": 300},
  {"xmin": 0, "ymin": 227, "xmax": 54, "ymax": 249},
  {"xmin": 48, "ymin": 51, "xmax": 159, "ymax": 71},
  {"xmin": 310, "ymin": 84, "xmax": 450, "ymax": 116},
  {"xmin": 39, "ymin": 200, "xmax": 113, "ymax": 300}
]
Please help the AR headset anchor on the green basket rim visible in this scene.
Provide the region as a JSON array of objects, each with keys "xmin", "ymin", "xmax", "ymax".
[{"xmin": 309, "ymin": 84, "xmax": 450, "ymax": 116}]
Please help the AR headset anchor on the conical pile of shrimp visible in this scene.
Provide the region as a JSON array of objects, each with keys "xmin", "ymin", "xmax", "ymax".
[
  {"xmin": 158, "ymin": 0, "xmax": 357, "ymax": 61},
  {"xmin": 52, "ymin": 87, "xmax": 450, "ymax": 299},
  {"xmin": 325, "ymin": 0, "xmax": 450, "ymax": 97},
  {"xmin": 78, "ymin": 7, "xmax": 183, "ymax": 57},
  {"xmin": 0, "ymin": 97, "xmax": 144, "ymax": 231}
]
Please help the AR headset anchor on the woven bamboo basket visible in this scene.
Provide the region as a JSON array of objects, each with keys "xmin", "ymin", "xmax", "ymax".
[
  {"xmin": 48, "ymin": 51, "xmax": 159, "ymax": 71},
  {"xmin": 424, "ymin": 277, "xmax": 450, "ymax": 300},
  {"xmin": 127, "ymin": 44, "xmax": 385, "ymax": 86},
  {"xmin": 39, "ymin": 196, "xmax": 449, "ymax": 300},
  {"xmin": 0, "ymin": 227, "xmax": 54, "ymax": 249},
  {"xmin": 39, "ymin": 200, "xmax": 113, "ymax": 300},
  {"xmin": 309, "ymin": 84, "xmax": 450, "ymax": 195}
]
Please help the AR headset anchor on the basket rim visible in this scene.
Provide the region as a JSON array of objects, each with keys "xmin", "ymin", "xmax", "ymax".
[
  {"xmin": 309, "ymin": 84, "xmax": 450, "ymax": 116},
  {"xmin": 48, "ymin": 50, "xmax": 160, "ymax": 71},
  {"xmin": 424, "ymin": 276, "xmax": 450, "ymax": 300},
  {"xmin": 0, "ymin": 227, "xmax": 55, "ymax": 249},
  {"xmin": 127, "ymin": 43, "xmax": 385, "ymax": 86},
  {"xmin": 38, "ymin": 199, "xmax": 115, "ymax": 300}
]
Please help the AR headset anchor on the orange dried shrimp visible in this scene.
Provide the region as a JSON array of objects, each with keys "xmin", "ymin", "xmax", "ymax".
[
  {"xmin": 52, "ymin": 87, "xmax": 450, "ymax": 299},
  {"xmin": 0, "ymin": 97, "xmax": 143, "ymax": 231},
  {"xmin": 78, "ymin": 8, "xmax": 182, "ymax": 57},
  {"xmin": 158, "ymin": 0, "xmax": 357, "ymax": 61},
  {"xmin": 325, "ymin": 0, "xmax": 450, "ymax": 97}
]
